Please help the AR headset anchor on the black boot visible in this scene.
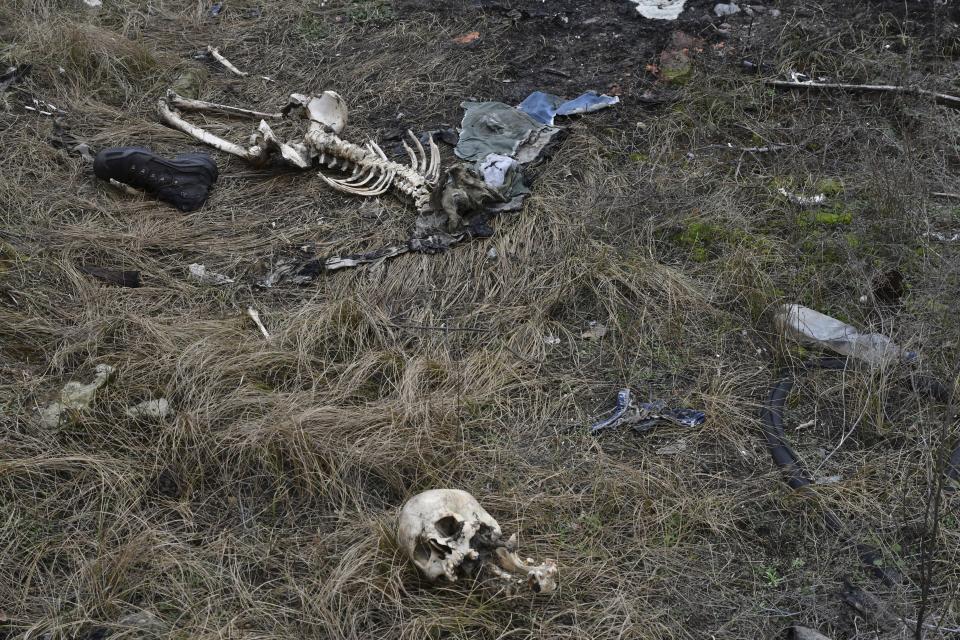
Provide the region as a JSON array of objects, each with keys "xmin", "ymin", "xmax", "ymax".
[{"xmin": 94, "ymin": 146, "xmax": 218, "ymax": 211}]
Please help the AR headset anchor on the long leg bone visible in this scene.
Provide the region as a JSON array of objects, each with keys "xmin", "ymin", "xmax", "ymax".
[
  {"xmin": 166, "ymin": 90, "xmax": 283, "ymax": 120},
  {"xmin": 158, "ymin": 96, "xmax": 256, "ymax": 161}
]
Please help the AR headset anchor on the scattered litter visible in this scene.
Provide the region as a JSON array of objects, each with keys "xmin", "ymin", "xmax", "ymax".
[
  {"xmin": 206, "ymin": 45, "xmax": 249, "ymax": 77},
  {"xmin": 210, "ymin": 2, "xmax": 223, "ymax": 16},
  {"xmin": 79, "ymin": 265, "xmax": 142, "ymax": 288},
  {"xmin": 38, "ymin": 364, "xmax": 115, "ymax": 428},
  {"xmin": 455, "ymin": 100, "xmax": 561, "ymax": 164},
  {"xmin": 656, "ymin": 439, "xmax": 689, "ymax": 455},
  {"xmin": 630, "ymin": 0, "xmax": 688, "ymax": 20},
  {"xmin": 188, "ymin": 263, "xmax": 234, "ymax": 285},
  {"xmin": 778, "ymin": 187, "xmax": 827, "ymax": 207},
  {"xmin": 49, "ymin": 119, "xmax": 95, "ymax": 162},
  {"xmin": 927, "ymin": 230, "xmax": 960, "ymax": 242},
  {"xmin": 580, "ymin": 321, "xmax": 608, "ymax": 340},
  {"xmin": 171, "ymin": 68, "xmax": 206, "ymax": 99},
  {"xmin": 776, "ymin": 304, "xmax": 917, "ymax": 367},
  {"xmin": 477, "ymin": 153, "xmax": 528, "ymax": 211},
  {"xmin": 247, "ymin": 306, "xmax": 270, "ymax": 340},
  {"xmin": 517, "ymin": 90, "xmax": 619, "ymax": 126},
  {"xmin": 590, "ymin": 388, "xmax": 706, "ymax": 434},
  {"xmin": 714, "ymin": 3, "xmax": 740, "ymax": 17},
  {"xmin": 543, "ymin": 335, "xmax": 561, "ymax": 345},
  {"xmin": 452, "ymin": 31, "xmax": 480, "ymax": 45},
  {"xmin": 792, "ymin": 627, "xmax": 832, "ymax": 640},
  {"xmin": 126, "ymin": 398, "xmax": 173, "ymax": 420},
  {"xmin": 0, "ymin": 64, "xmax": 30, "ymax": 94}
]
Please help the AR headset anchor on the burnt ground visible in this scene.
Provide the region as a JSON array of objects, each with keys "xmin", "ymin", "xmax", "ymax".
[{"xmin": 2, "ymin": 0, "xmax": 960, "ymax": 639}]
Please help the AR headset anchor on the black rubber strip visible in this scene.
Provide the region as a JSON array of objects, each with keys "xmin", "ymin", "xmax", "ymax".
[{"xmin": 760, "ymin": 357, "xmax": 959, "ymax": 586}]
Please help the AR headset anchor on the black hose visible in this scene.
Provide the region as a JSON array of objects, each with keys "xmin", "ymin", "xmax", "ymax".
[{"xmin": 760, "ymin": 357, "xmax": 958, "ymax": 586}]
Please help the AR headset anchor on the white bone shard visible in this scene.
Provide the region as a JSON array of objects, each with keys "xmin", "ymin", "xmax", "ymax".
[
  {"xmin": 397, "ymin": 489, "xmax": 558, "ymax": 594},
  {"xmin": 247, "ymin": 307, "xmax": 270, "ymax": 340},
  {"xmin": 207, "ymin": 46, "xmax": 249, "ymax": 77},
  {"xmin": 38, "ymin": 364, "xmax": 115, "ymax": 428}
]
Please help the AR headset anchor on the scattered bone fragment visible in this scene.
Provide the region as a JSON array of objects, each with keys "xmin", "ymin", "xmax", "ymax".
[
  {"xmin": 188, "ymin": 263, "xmax": 234, "ymax": 285},
  {"xmin": 126, "ymin": 398, "xmax": 173, "ymax": 420},
  {"xmin": 206, "ymin": 46, "xmax": 249, "ymax": 77},
  {"xmin": 247, "ymin": 306, "xmax": 270, "ymax": 340},
  {"xmin": 630, "ymin": 0, "xmax": 688, "ymax": 20},
  {"xmin": 397, "ymin": 489, "xmax": 558, "ymax": 594},
  {"xmin": 581, "ymin": 321, "xmax": 608, "ymax": 340},
  {"xmin": 38, "ymin": 364, "xmax": 115, "ymax": 428},
  {"xmin": 777, "ymin": 187, "xmax": 826, "ymax": 207},
  {"xmin": 791, "ymin": 627, "xmax": 832, "ymax": 640}
]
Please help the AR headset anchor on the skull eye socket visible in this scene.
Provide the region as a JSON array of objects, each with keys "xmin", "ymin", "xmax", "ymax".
[
  {"xmin": 413, "ymin": 539, "xmax": 433, "ymax": 564},
  {"xmin": 434, "ymin": 515, "xmax": 463, "ymax": 538}
]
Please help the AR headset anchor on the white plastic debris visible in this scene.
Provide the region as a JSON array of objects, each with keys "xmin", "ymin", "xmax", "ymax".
[
  {"xmin": 38, "ymin": 364, "xmax": 115, "ymax": 427},
  {"xmin": 927, "ymin": 231, "xmax": 960, "ymax": 242},
  {"xmin": 83, "ymin": 0, "xmax": 102, "ymax": 6},
  {"xmin": 778, "ymin": 187, "xmax": 827, "ymax": 207},
  {"xmin": 543, "ymin": 335, "xmax": 561, "ymax": 345},
  {"xmin": 630, "ymin": 0, "xmax": 688, "ymax": 20},
  {"xmin": 581, "ymin": 322, "xmax": 608, "ymax": 340},
  {"xmin": 188, "ymin": 263, "xmax": 235, "ymax": 285},
  {"xmin": 776, "ymin": 304, "xmax": 917, "ymax": 367},
  {"xmin": 714, "ymin": 2, "xmax": 740, "ymax": 16},
  {"xmin": 126, "ymin": 398, "xmax": 173, "ymax": 420}
]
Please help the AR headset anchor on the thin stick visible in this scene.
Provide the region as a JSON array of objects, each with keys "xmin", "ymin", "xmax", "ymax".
[
  {"xmin": 207, "ymin": 46, "xmax": 249, "ymax": 77},
  {"xmin": 765, "ymin": 79, "xmax": 960, "ymax": 110},
  {"xmin": 931, "ymin": 192, "xmax": 960, "ymax": 200},
  {"xmin": 166, "ymin": 91, "xmax": 282, "ymax": 120}
]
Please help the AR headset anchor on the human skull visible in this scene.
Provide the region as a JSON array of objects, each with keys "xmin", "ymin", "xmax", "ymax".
[
  {"xmin": 397, "ymin": 489, "xmax": 558, "ymax": 593},
  {"xmin": 286, "ymin": 91, "xmax": 348, "ymax": 134}
]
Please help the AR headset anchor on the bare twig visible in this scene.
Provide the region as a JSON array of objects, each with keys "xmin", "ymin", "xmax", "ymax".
[
  {"xmin": 931, "ymin": 192, "xmax": 960, "ymax": 200},
  {"xmin": 765, "ymin": 79, "xmax": 960, "ymax": 110}
]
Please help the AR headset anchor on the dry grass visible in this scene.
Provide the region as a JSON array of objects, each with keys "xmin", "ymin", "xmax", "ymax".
[{"xmin": 1, "ymin": 1, "xmax": 959, "ymax": 638}]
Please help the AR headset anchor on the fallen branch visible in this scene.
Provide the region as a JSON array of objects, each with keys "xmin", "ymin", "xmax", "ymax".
[{"xmin": 765, "ymin": 79, "xmax": 960, "ymax": 110}]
